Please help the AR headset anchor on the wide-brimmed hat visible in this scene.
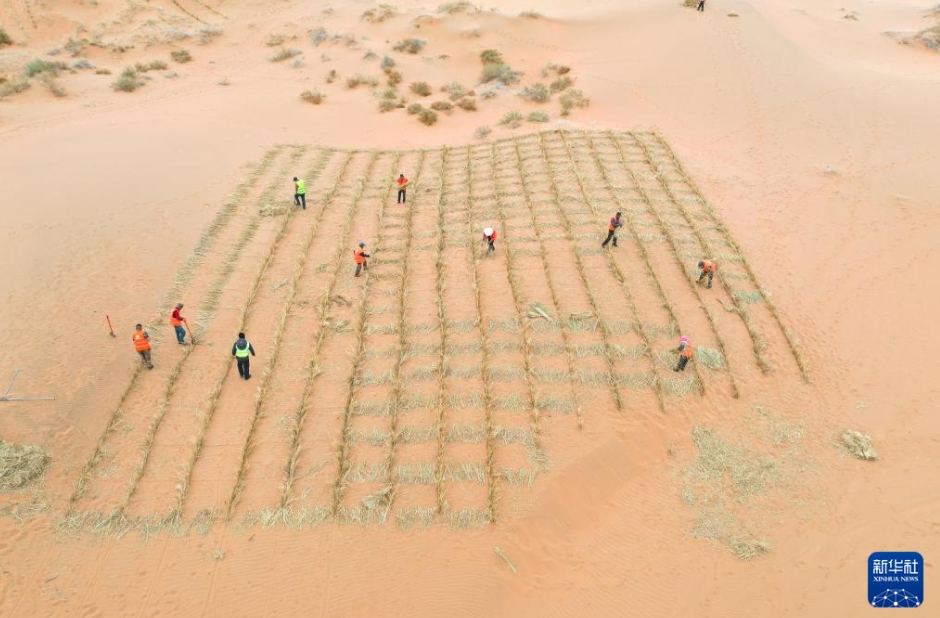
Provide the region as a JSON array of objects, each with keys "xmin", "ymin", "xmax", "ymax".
[{"xmin": 483, "ymin": 227, "xmax": 493, "ymax": 236}]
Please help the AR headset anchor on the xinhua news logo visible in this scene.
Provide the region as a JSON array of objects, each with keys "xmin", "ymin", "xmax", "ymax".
[{"xmin": 869, "ymin": 552, "xmax": 924, "ymax": 608}]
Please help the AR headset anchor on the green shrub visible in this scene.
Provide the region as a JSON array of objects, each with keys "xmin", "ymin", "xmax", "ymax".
[
  {"xmin": 520, "ymin": 82, "xmax": 549, "ymax": 102},
  {"xmin": 112, "ymin": 67, "xmax": 143, "ymax": 92},
  {"xmin": 407, "ymin": 103, "xmax": 424, "ymax": 115},
  {"xmin": 418, "ymin": 109, "xmax": 438, "ymax": 125},
  {"xmin": 24, "ymin": 59, "xmax": 66, "ymax": 77},
  {"xmin": 430, "ymin": 100, "xmax": 452, "ymax": 112},
  {"xmin": 393, "ymin": 38, "xmax": 426, "ymax": 54},
  {"xmin": 310, "ymin": 27, "xmax": 328, "ymax": 46},
  {"xmin": 380, "ymin": 55, "xmax": 395, "ymax": 70},
  {"xmin": 499, "ymin": 111, "xmax": 523, "ymax": 128},
  {"xmin": 171, "ymin": 49, "xmax": 192, "ymax": 63},
  {"xmin": 549, "ymin": 76, "xmax": 573, "ymax": 93},
  {"xmin": 442, "ymin": 81, "xmax": 467, "ymax": 100},
  {"xmin": 410, "ymin": 81, "xmax": 432, "ymax": 96},
  {"xmin": 380, "ymin": 87, "xmax": 398, "ymax": 99},
  {"xmin": 480, "ymin": 63, "xmax": 520, "ymax": 85},
  {"xmin": 456, "ymin": 97, "xmax": 477, "ymax": 111},
  {"xmin": 0, "ymin": 28, "xmax": 12, "ymax": 47},
  {"xmin": 480, "ymin": 49, "xmax": 503, "ymax": 65},
  {"xmin": 0, "ymin": 78, "xmax": 29, "ymax": 100},
  {"xmin": 474, "ymin": 126, "xmax": 492, "ymax": 139},
  {"xmin": 378, "ymin": 99, "xmax": 402, "ymax": 112},
  {"xmin": 526, "ymin": 110, "xmax": 549, "ymax": 123},
  {"xmin": 271, "ymin": 47, "xmax": 302, "ymax": 62},
  {"xmin": 300, "ymin": 89, "xmax": 324, "ymax": 104}
]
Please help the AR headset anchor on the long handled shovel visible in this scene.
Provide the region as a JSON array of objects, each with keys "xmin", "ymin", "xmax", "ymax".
[{"xmin": 185, "ymin": 321, "xmax": 196, "ymax": 345}]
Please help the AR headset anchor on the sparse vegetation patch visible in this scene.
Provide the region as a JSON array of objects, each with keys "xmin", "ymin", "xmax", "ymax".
[
  {"xmin": 559, "ymin": 89, "xmax": 590, "ymax": 116},
  {"xmin": 520, "ymin": 82, "xmax": 550, "ymax": 102},
  {"xmin": 112, "ymin": 67, "xmax": 144, "ymax": 92},
  {"xmin": 300, "ymin": 89, "xmax": 325, "ymax": 104},
  {"xmin": 393, "ymin": 38, "xmax": 426, "ymax": 54},
  {"xmin": 410, "ymin": 81, "xmax": 432, "ymax": 96},
  {"xmin": 362, "ymin": 4, "xmax": 396, "ymax": 23},
  {"xmin": 840, "ymin": 429, "xmax": 878, "ymax": 460},
  {"xmin": 271, "ymin": 47, "xmax": 302, "ymax": 62},
  {"xmin": 0, "ymin": 439, "xmax": 49, "ymax": 491},
  {"xmin": 24, "ymin": 59, "xmax": 66, "ymax": 77},
  {"xmin": 0, "ymin": 28, "xmax": 12, "ymax": 47}
]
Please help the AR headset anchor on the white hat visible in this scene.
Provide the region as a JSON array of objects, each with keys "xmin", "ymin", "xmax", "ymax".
[{"xmin": 483, "ymin": 227, "xmax": 493, "ymax": 236}]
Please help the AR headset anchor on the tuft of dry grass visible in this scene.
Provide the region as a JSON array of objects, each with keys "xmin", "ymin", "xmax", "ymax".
[
  {"xmin": 520, "ymin": 10, "xmax": 542, "ymax": 18},
  {"xmin": 134, "ymin": 60, "xmax": 169, "ymax": 73},
  {"xmin": 266, "ymin": 34, "xmax": 289, "ymax": 47},
  {"xmin": 549, "ymin": 76, "xmax": 573, "ymax": 93},
  {"xmin": 457, "ymin": 97, "xmax": 477, "ymax": 111},
  {"xmin": 0, "ymin": 439, "xmax": 49, "ymax": 491},
  {"xmin": 0, "ymin": 27, "xmax": 12, "ymax": 47},
  {"xmin": 527, "ymin": 111, "xmax": 549, "ymax": 123},
  {"xmin": 559, "ymin": 89, "xmax": 590, "ymax": 116},
  {"xmin": 347, "ymin": 74, "xmax": 378, "ymax": 89},
  {"xmin": 696, "ymin": 346, "xmax": 725, "ymax": 371},
  {"xmin": 520, "ymin": 82, "xmax": 549, "ymax": 103},
  {"xmin": 418, "ymin": 109, "xmax": 438, "ymax": 125},
  {"xmin": 300, "ymin": 89, "xmax": 324, "ymax": 104},
  {"xmin": 840, "ymin": 429, "xmax": 878, "ymax": 461},
  {"xmin": 430, "ymin": 100, "xmax": 453, "ymax": 112},
  {"xmin": 362, "ymin": 4, "xmax": 396, "ymax": 23},
  {"xmin": 112, "ymin": 67, "xmax": 144, "ymax": 92},
  {"xmin": 38, "ymin": 74, "xmax": 66, "ymax": 97},
  {"xmin": 480, "ymin": 63, "xmax": 521, "ymax": 85},
  {"xmin": 500, "ymin": 111, "xmax": 523, "ymax": 128},
  {"xmin": 24, "ymin": 59, "xmax": 67, "ymax": 77},
  {"xmin": 171, "ymin": 49, "xmax": 192, "ymax": 63},
  {"xmin": 271, "ymin": 47, "xmax": 302, "ymax": 62},
  {"xmin": 0, "ymin": 78, "xmax": 30, "ymax": 99},
  {"xmin": 480, "ymin": 49, "xmax": 503, "ymax": 65},
  {"xmin": 410, "ymin": 81, "xmax": 432, "ymax": 96},
  {"xmin": 439, "ymin": 1, "xmax": 480, "ymax": 14},
  {"xmin": 393, "ymin": 38, "xmax": 426, "ymax": 54}
]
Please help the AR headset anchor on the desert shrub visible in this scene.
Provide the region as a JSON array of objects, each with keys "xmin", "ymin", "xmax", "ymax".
[
  {"xmin": 164, "ymin": 71, "xmax": 179, "ymax": 79},
  {"xmin": 520, "ymin": 10, "xmax": 541, "ymax": 18},
  {"xmin": 266, "ymin": 34, "xmax": 289, "ymax": 47},
  {"xmin": 474, "ymin": 126, "xmax": 492, "ymax": 139},
  {"xmin": 380, "ymin": 87, "xmax": 398, "ymax": 99},
  {"xmin": 271, "ymin": 47, "xmax": 302, "ymax": 62},
  {"xmin": 198, "ymin": 25, "xmax": 224, "ymax": 44},
  {"xmin": 310, "ymin": 27, "xmax": 328, "ymax": 46},
  {"xmin": 135, "ymin": 60, "xmax": 168, "ymax": 72},
  {"xmin": 430, "ymin": 100, "xmax": 452, "ymax": 112},
  {"xmin": 95, "ymin": 68, "xmax": 112, "ymax": 75},
  {"xmin": 112, "ymin": 67, "xmax": 144, "ymax": 92},
  {"xmin": 64, "ymin": 37, "xmax": 87, "ymax": 57},
  {"xmin": 0, "ymin": 78, "xmax": 30, "ymax": 100},
  {"xmin": 480, "ymin": 49, "xmax": 503, "ymax": 65},
  {"xmin": 171, "ymin": 49, "xmax": 192, "ymax": 63},
  {"xmin": 438, "ymin": 1, "xmax": 479, "ymax": 13},
  {"xmin": 380, "ymin": 55, "xmax": 395, "ymax": 70},
  {"xmin": 442, "ymin": 81, "xmax": 467, "ymax": 100},
  {"xmin": 480, "ymin": 89, "xmax": 497, "ymax": 99},
  {"xmin": 0, "ymin": 28, "xmax": 12, "ymax": 47},
  {"xmin": 480, "ymin": 63, "xmax": 520, "ymax": 85},
  {"xmin": 526, "ymin": 110, "xmax": 549, "ymax": 123},
  {"xmin": 300, "ymin": 89, "xmax": 324, "ymax": 104},
  {"xmin": 499, "ymin": 111, "xmax": 523, "ymax": 128},
  {"xmin": 410, "ymin": 81, "xmax": 432, "ymax": 96},
  {"xmin": 418, "ymin": 109, "xmax": 438, "ymax": 125},
  {"xmin": 347, "ymin": 74, "xmax": 378, "ymax": 88},
  {"xmin": 559, "ymin": 89, "xmax": 589, "ymax": 116},
  {"xmin": 362, "ymin": 4, "xmax": 396, "ymax": 23},
  {"xmin": 549, "ymin": 75, "xmax": 573, "ymax": 93},
  {"xmin": 520, "ymin": 82, "xmax": 549, "ymax": 102},
  {"xmin": 39, "ymin": 74, "xmax": 66, "ymax": 97},
  {"xmin": 378, "ymin": 99, "xmax": 402, "ymax": 112},
  {"xmin": 456, "ymin": 97, "xmax": 477, "ymax": 111},
  {"xmin": 72, "ymin": 59, "xmax": 95, "ymax": 70},
  {"xmin": 326, "ymin": 69, "xmax": 337, "ymax": 83},
  {"xmin": 363, "ymin": 50, "xmax": 378, "ymax": 60},
  {"xmin": 393, "ymin": 38, "xmax": 426, "ymax": 54},
  {"xmin": 407, "ymin": 103, "xmax": 423, "ymax": 115},
  {"xmin": 24, "ymin": 59, "xmax": 66, "ymax": 77},
  {"xmin": 386, "ymin": 69, "xmax": 402, "ymax": 86}
]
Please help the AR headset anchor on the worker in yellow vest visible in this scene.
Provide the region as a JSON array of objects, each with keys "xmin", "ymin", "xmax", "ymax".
[
  {"xmin": 232, "ymin": 332, "xmax": 256, "ymax": 380},
  {"xmin": 294, "ymin": 176, "xmax": 307, "ymax": 210}
]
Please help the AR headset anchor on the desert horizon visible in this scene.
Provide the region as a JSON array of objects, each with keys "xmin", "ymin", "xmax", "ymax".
[{"xmin": 1, "ymin": 1, "xmax": 939, "ymax": 616}]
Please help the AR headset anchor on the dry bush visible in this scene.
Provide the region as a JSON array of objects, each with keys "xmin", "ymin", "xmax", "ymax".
[
  {"xmin": 480, "ymin": 63, "xmax": 521, "ymax": 85},
  {"xmin": 380, "ymin": 55, "xmax": 395, "ymax": 70},
  {"xmin": 385, "ymin": 69, "xmax": 402, "ymax": 86},
  {"xmin": 378, "ymin": 99, "xmax": 403, "ymax": 112},
  {"xmin": 95, "ymin": 68, "xmax": 111, "ymax": 75},
  {"xmin": 310, "ymin": 27, "xmax": 328, "ymax": 46},
  {"xmin": 541, "ymin": 62, "xmax": 571, "ymax": 77},
  {"xmin": 362, "ymin": 4, "xmax": 396, "ymax": 23},
  {"xmin": 0, "ymin": 28, "xmax": 12, "ymax": 47},
  {"xmin": 442, "ymin": 81, "xmax": 467, "ymax": 100},
  {"xmin": 559, "ymin": 89, "xmax": 590, "ymax": 116},
  {"xmin": 266, "ymin": 33, "xmax": 289, "ymax": 47},
  {"xmin": 430, "ymin": 100, "xmax": 452, "ymax": 112},
  {"xmin": 526, "ymin": 110, "xmax": 549, "ymax": 123},
  {"xmin": 24, "ymin": 59, "xmax": 66, "ymax": 77},
  {"xmin": 0, "ymin": 78, "xmax": 30, "ymax": 100},
  {"xmin": 198, "ymin": 25, "xmax": 224, "ymax": 44},
  {"xmin": 347, "ymin": 74, "xmax": 378, "ymax": 88},
  {"xmin": 72, "ymin": 59, "xmax": 94, "ymax": 70},
  {"xmin": 520, "ymin": 10, "xmax": 541, "ymax": 18},
  {"xmin": 549, "ymin": 75, "xmax": 573, "ymax": 93},
  {"xmin": 0, "ymin": 439, "xmax": 49, "ymax": 491},
  {"xmin": 840, "ymin": 429, "xmax": 878, "ymax": 460},
  {"xmin": 480, "ymin": 49, "xmax": 504, "ymax": 65},
  {"xmin": 438, "ymin": 1, "xmax": 479, "ymax": 13},
  {"xmin": 393, "ymin": 38, "xmax": 426, "ymax": 54},
  {"xmin": 410, "ymin": 81, "xmax": 432, "ymax": 96},
  {"xmin": 326, "ymin": 69, "xmax": 337, "ymax": 83},
  {"xmin": 300, "ymin": 89, "xmax": 324, "ymax": 104},
  {"xmin": 520, "ymin": 82, "xmax": 549, "ymax": 102},
  {"xmin": 112, "ymin": 67, "xmax": 144, "ymax": 92},
  {"xmin": 171, "ymin": 49, "xmax": 192, "ymax": 63},
  {"xmin": 271, "ymin": 47, "xmax": 302, "ymax": 62},
  {"xmin": 407, "ymin": 103, "xmax": 423, "ymax": 115},
  {"xmin": 135, "ymin": 60, "xmax": 168, "ymax": 72},
  {"xmin": 457, "ymin": 97, "xmax": 477, "ymax": 111},
  {"xmin": 499, "ymin": 111, "xmax": 523, "ymax": 128},
  {"xmin": 418, "ymin": 109, "xmax": 438, "ymax": 125},
  {"xmin": 39, "ymin": 74, "xmax": 66, "ymax": 97}
]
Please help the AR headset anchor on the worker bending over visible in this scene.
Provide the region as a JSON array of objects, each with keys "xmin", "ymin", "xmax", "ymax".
[
  {"xmin": 675, "ymin": 336, "xmax": 693, "ymax": 372},
  {"xmin": 697, "ymin": 259, "xmax": 716, "ymax": 289},
  {"xmin": 294, "ymin": 176, "xmax": 307, "ymax": 210},
  {"xmin": 602, "ymin": 212, "xmax": 623, "ymax": 248}
]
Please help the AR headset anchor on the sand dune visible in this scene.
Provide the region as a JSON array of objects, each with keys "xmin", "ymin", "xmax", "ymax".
[{"xmin": 1, "ymin": 0, "xmax": 939, "ymax": 616}]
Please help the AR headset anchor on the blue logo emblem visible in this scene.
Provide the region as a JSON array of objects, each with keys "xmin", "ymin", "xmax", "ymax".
[{"xmin": 869, "ymin": 552, "xmax": 924, "ymax": 608}]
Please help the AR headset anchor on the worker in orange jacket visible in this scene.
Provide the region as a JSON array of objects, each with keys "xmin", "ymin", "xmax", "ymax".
[
  {"xmin": 170, "ymin": 302, "xmax": 188, "ymax": 344},
  {"xmin": 602, "ymin": 212, "xmax": 623, "ymax": 248},
  {"xmin": 697, "ymin": 259, "xmax": 716, "ymax": 289},
  {"xmin": 132, "ymin": 323, "xmax": 154, "ymax": 369},
  {"xmin": 396, "ymin": 173, "xmax": 409, "ymax": 204},
  {"xmin": 675, "ymin": 336, "xmax": 693, "ymax": 372},
  {"xmin": 354, "ymin": 242, "xmax": 370, "ymax": 277}
]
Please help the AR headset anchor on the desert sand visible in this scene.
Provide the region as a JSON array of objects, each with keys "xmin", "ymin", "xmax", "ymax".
[{"xmin": 1, "ymin": 0, "xmax": 939, "ymax": 616}]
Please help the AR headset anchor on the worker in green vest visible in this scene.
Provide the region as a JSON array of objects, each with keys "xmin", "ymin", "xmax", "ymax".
[
  {"xmin": 232, "ymin": 332, "xmax": 256, "ymax": 380},
  {"xmin": 293, "ymin": 176, "xmax": 307, "ymax": 210}
]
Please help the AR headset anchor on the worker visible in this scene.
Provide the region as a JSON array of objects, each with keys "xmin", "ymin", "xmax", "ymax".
[
  {"xmin": 483, "ymin": 227, "xmax": 496, "ymax": 256},
  {"xmin": 293, "ymin": 176, "xmax": 307, "ymax": 210},
  {"xmin": 697, "ymin": 0, "xmax": 706, "ymax": 12},
  {"xmin": 675, "ymin": 336, "xmax": 693, "ymax": 372},
  {"xmin": 602, "ymin": 212, "xmax": 623, "ymax": 248},
  {"xmin": 697, "ymin": 259, "xmax": 716, "ymax": 289},
  {"xmin": 170, "ymin": 302, "xmax": 188, "ymax": 345},
  {"xmin": 231, "ymin": 332, "xmax": 256, "ymax": 380},
  {"xmin": 354, "ymin": 241, "xmax": 371, "ymax": 277},
  {"xmin": 396, "ymin": 173, "xmax": 409, "ymax": 204},
  {"xmin": 132, "ymin": 323, "xmax": 153, "ymax": 370}
]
